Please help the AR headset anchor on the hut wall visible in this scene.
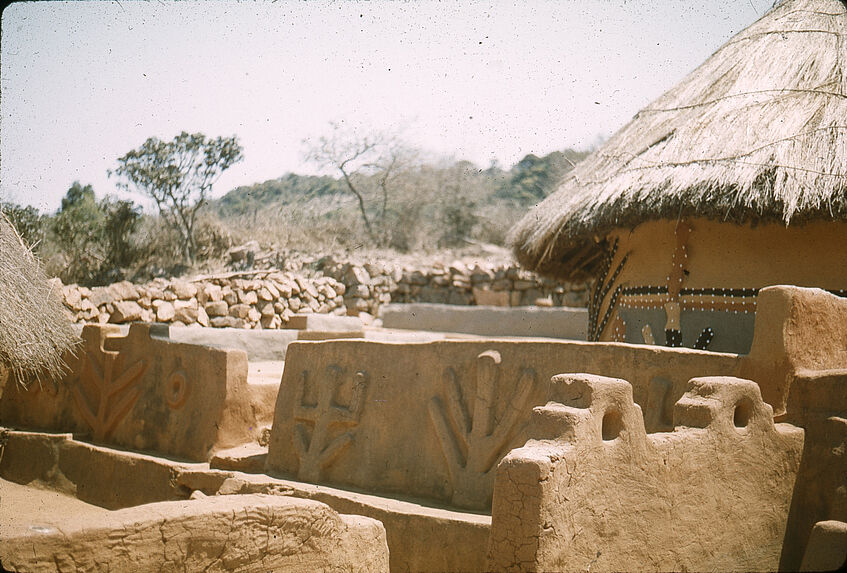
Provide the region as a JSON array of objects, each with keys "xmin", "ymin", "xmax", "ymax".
[{"xmin": 596, "ymin": 218, "xmax": 847, "ymax": 351}]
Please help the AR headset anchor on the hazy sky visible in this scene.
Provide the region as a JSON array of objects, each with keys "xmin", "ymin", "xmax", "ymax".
[{"xmin": 1, "ymin": 0, "xmax": 774, "ymax": 212}]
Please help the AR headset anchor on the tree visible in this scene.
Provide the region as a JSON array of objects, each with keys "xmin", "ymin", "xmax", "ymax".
[
  {"xmin": 52, "ymin": 182, "xmax": 105, "ymax": 282},
  {"xmin": 0, "ymin": 202, "xmax": 47, "ymax": 252},
  {"xmin": 100, "ymin": 197, "xmax": 142, "ymax": 269},
  {"xmin": 305, "ymin": 124, "xmax": 415, "ymax": 246},
  {"xmin": 498, "ymin": 149, "xmax": 590, "ymax": 205},
  {"xmin": 48, "ymin": 182, "xmax": 143, "ymax": 285},
  {"xmin": 110, "ymin": 131, "xmax": 243, "ymax": 263},
  {"xmin": 433, "ymin": 161, "xmax": 482, "ymax": 247}
]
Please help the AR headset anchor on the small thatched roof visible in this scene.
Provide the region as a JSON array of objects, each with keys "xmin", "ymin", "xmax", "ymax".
[
  {"xmin": 0, "ymin": 213, "xmax": 78, "ymax": 386},
  {"xmin": 510, "ymin": 0, "xmax": 847, "ymax": 278}
]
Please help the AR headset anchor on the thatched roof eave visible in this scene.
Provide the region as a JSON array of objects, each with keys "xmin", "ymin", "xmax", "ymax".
[
  {"xmin": 0, "ymin": 214, "xmax": 79, "ymax": 386},
  {"xmin": 510, "ymin": 0, "xmax": 847, "ymax": 279}
]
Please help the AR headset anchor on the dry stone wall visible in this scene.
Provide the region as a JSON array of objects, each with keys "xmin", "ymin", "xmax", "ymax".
[{"xmin": 57, "ymin": 257, "xmax": 590, "ymax": 329}]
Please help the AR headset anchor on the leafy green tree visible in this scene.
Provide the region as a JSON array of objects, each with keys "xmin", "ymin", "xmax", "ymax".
[
  {"xmin": 52, "ymin": 182, "xmax": 105, "ymax": 282},
  {"xmin": 45, "ymin": 182, "xmax": 144, "ymax": 285},
  {"xmin": 100, "ymin": 197, "xmax": 142, "ymax": 269},
  {"xmin": 110, "ymin": 131, "xmax": 243, "ymax": 263},
  {"xmin": 0, "ymin": 202, "xmax": 47, "ymax": 252}
]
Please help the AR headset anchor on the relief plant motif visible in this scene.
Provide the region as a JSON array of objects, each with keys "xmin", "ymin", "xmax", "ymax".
[
  {"xmin": 71, "ymin": 344, "xmax": 147, "ymax": 442},
  {"xmin": 429, "ymin": 350, "xmax": 537, "ymax": 508},
  {"xmin": 292, "ymin": 365, "xmax": 368, "ymax": 482}
]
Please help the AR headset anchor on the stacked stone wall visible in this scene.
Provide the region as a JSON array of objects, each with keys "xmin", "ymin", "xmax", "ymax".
[{"xmin": 57, "ymin": 258, "xmax": 590, "ymax": 328}]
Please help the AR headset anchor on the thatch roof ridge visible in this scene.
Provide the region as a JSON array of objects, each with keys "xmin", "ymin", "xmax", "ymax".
[
  {"xmin": 0, "ymin": 214, "xmax": 78, "ymax": 386},
  {"xmin": 510, "ymin": 0, "xmax": 847, "ymax": 277}
]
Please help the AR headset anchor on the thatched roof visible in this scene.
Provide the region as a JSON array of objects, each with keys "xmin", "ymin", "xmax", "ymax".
[
  {"xmin": 0, "ymin": 214, "xmax": 78, "ymax": 386},
  {"xmin": 510, "ymin": 0, "xmax": 847, "ymax": 278}
]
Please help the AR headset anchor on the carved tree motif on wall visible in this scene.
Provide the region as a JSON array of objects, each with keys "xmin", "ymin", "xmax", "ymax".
[
  {"xmin": 71, "ymin": 345, "xmax": 147, "ymax": 442},
  {"xmin": 292, "ymin": 365, "xmax": 368, "ymax": 482},
  {"xmin": 429, "ymin": 350, "xmax": 537, "ymax": 508}
]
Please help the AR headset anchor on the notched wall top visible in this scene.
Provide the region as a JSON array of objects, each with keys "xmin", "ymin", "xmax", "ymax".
[
  {"xmin": 488, "ymin": 373, "xmax": 805, "ymax": 572},
  {"xmin": 0, "ymin": 323, "xmax": 264, "ymax": 461}
]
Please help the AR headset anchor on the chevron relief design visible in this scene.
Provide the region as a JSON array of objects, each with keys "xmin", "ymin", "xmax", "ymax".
[{"xmin": 71, "ymin": 344, "xmax": 147, "ymax": 442}]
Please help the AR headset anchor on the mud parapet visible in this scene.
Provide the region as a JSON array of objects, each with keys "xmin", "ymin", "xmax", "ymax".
[{"xmin": 487, "ymin": 373, "xmax": 804, "ymax": 572}]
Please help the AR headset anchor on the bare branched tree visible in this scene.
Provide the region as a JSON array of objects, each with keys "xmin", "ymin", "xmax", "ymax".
[{"xmin": 305, "ymin": 123, "xmax": 417, "ymax": 246}]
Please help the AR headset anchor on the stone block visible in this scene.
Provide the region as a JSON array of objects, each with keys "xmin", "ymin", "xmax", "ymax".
[
  {"xmin": 88, "ymin": 287, "xmax": 113, "ymax": 308},
  {"xmin": 109, "ymin": 300, "xmax": 144, "ymax": 323},
  {"xmin": 205, "ymin": 300, "xmax": 228, "ymax": 317},
  {"xmin": 196, "ymin": 306, "xmax": 210, "ymax": 327},
  {"xmin": 259, "ymin": 302, "xmax": 275, "ymax": 318},
  {"xmin": 175, "ymin": 307, "xmax": 198, "ymax": 325},
  {"xmin": 350, "ymin": 284, "xmax": 370, "ymax": 298},
  {"xmin": 344, "ymin": 265, "xmax": 371, "ymax": 285},
  {"xmin": 210, "ymin": 316, "xmax": 243, "ymax": 329},
  {"xmin": 204, "ymin": 283, "xmax": 223, "ymax": 302},
  {"xmin": 174, "ymin": 298, "xmax": 198, "ymax": 310},
  {"xmin": 109, "ymin": 280, "xmax": 140, "ymax": 301},
  {"xmin": 169, "ymin": 281, "xmax": 197, "ymax": 300},
  {"xmin": 156, "ymin": 301, "xmax": 176, "ymax": 322},
  {"xmin": 238, "ymin": 289, "xmax": 259, "ymax": 305},
  {"xmin": 472, "ymin": 288, "xmax": 510, "ymax": 307},
  {"xmin": 298, "ymin": 278, "xmax": 320, "ymax": 299},
  {"xmin": 229, "ymin": 303, "xmax": 251, "ymax": 319}
]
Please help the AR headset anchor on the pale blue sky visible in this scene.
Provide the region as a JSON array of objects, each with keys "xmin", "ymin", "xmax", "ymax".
[{"xmin": 1, "ymin": 0, "xmax": 774, "ymax": 212}]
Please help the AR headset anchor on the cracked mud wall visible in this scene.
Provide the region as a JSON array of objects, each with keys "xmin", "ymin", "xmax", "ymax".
[
  {"xmin": 0, "ymin": 324, "xmax": 267, "ymax": 461},
  {"xmin": 0, "ymin": 494, "xmax": 389, "ymax": 573},
  {"xmin": 488, "ymin": 374, "xmax": 804, "ymax": 572},
  {"xmin": 266, "ymin": 338, "xmax": 740, "ymax": 509}
]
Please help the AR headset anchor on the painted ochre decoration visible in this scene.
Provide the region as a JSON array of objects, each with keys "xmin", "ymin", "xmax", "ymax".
[
  {"xmin": 165, "ymin": 370, "xmax": 190, "ymax": 409},
  {"xmin": 71, "ymin": 345, "xmax": 147, "ymax": 442},
  {"xmin": 588, "ymin": 238, "xmax": 630, "ymax": 341},
  {"xmin": 588, "ymin": 219, "xmax": 840, "ymax": 349}
]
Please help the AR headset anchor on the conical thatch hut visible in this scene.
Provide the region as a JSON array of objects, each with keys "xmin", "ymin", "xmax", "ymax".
[
  {"xmin": 510, "ymin": 0, "xmax": 847, "ymax": 353},
  {"xmin": 0, "ymin": 213, "xmax": 78, "ymax": 391}
]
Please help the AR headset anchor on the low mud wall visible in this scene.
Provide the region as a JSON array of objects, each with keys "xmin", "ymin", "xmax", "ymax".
[
  {"xmin": 266, "ymin": 338, "xmax": 741, "ymax": 510},
  {"xmin": 487, "ymin": 374, "xmax": 804, "ymax": 571},
  {"xmin": 0, "ymin": 324, "xmax": 274, "ymax": 461},
  {"xmin": 381, "ymin": 303, "xmax": 588, "ymax": 339},
  {"xmin": 0, "ymin": 489, "xmax": 388, "ymax": 573}
]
